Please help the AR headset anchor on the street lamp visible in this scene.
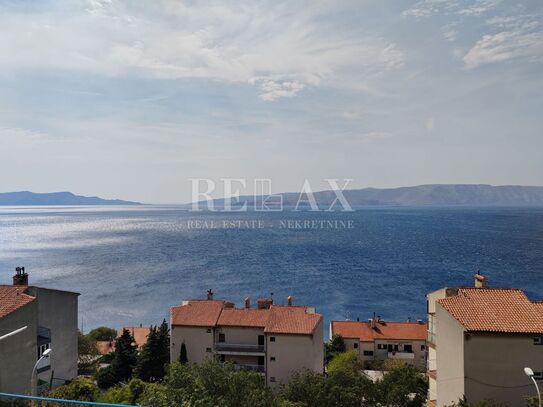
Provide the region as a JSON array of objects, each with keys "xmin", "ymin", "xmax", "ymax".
[
  {"xmin": 525, "ymin": 367, "xmax": 542, "ymax": 407},
  {"xmin": 0, "ymin": 326, "xmax": 27, "ymax": 341},
  {"xmin": 31, "ymin": 348, "xmax": 52, "ymax": 397}
]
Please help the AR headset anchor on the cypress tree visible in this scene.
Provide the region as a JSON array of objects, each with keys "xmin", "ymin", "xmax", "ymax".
[
  {"xmin": 111, "ymin": 328, "xmax": 138, "ymax": 383},
  {"xmin": 179, "ymin": 342, "xmax": 188, "ymax": 365}
]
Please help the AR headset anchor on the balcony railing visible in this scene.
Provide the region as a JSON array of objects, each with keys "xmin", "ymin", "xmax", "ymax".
[
  {"xmin": 388, "ymin": 351, "xmax": 415, "ymax": 360},
  {"xmin": 232, "ymin": 363, "xmax": 265, "ymax": 373},
  {"xmin": 214, "ymin": 343, "xmax": 265, "ymax": 353}
]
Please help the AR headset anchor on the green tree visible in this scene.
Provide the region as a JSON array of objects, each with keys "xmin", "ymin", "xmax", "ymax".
[
  {"xmin": 179, "ymin": 342, "xmax": 188, "ymax": 364},
  {"xmin": 88, "ymin": 326, "xmax": 117, "ymax": 341},
  {"xmin": 49, "ymin": 378, "xmax": 98, "ymax": 402},
  {"xmin": 369, "ymin": 364, "xmax": 428, "ymax": 407},
  {"xmin": 135, "ymin": 320, "xmax": 170, "ymax": 382},
  {"xmin": 113, "ymin": 328, "xmax": 138, "ymax": 382},
  {"xmin": 77, "ymin": 331, "xmax": 100, "ymax": 375},
  {"xmin": 325, "ymin": 334, "xmax": 346, "ymax": 364},
  {"xmin": 327, "ymin": 350, "xmax": 362, "ymax": 375}
]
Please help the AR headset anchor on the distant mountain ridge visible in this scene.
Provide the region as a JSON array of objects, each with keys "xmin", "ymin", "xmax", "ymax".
[
  {"xmin": 0, "ymin": 191, "xmax": 140, "ymax": 206},
  {"xmin": 205, "ymin": 184, "xmax": 543, "ymax": 207}
]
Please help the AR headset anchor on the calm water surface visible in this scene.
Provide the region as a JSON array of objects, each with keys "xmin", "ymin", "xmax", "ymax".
[{"xmin": 1, "ymin": 205, "xmax": 542, "ymax": 335}]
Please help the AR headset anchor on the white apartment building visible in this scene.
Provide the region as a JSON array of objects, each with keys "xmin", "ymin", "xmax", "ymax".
[
  {"xmin": 170, "ymin": 292, "xmax": 324, "ymax": 387},
  {"xmin": 0, "ymin": 268, "xmax": 79, "ymax": 394},
  {"xmin": 427, "ymin": 273, "xmax": 543, "ymax": 407},
  {"xmin": 330, "ymin": 317, "xmax": 427, "ymax": 371}
]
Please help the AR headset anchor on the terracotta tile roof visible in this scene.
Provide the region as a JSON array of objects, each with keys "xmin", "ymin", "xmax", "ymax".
[
  {"xmin": 171, "ymin": 300, "xmax": 227, "ymax": 327},
  {"xmin": 96, "ymin": 340, "xmax": 115, "ymax": 355},
  {"xmin": 437, "ymin": 288, "xmax": 543, "ymax": 333},
  {"xmin": 331, "ymin": 320, "xmax": 427, "ymax": 341},
  {"xmin": 0, "ymin": 285, "xmax": 35, "ymax": 319},
  {"xmin": 265, "ymin": 306, "xmax": 322, "ymax": 335},
  {"xmin": 120, "ymin": 327, "xmax": 151, "ymax": 350},
  {"xmin": 171, "ymin": 301, "xmax": 321, "ymax": 335},
  {"xmin": 218, "ymin": 308, "xmax": 270, "ymax": 328}
]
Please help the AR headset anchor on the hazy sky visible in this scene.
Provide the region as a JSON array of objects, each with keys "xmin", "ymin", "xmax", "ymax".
[{"xmin": 0, "ymin": 0, "xmax": 542, "ymax": 203}]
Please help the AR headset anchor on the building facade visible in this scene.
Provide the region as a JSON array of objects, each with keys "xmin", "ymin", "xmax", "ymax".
[
  {"xmin": 170, "ymin": 293, "xmax": 323, "ymax": 387},
  {"xmin": 427, "ymin": 274, "xmax": 543, "ymax": 407},
  {"xmin": 330, "ymin": 318, "xmax": 427, "ymax": 371},
  {"xmin": 0, "ymin": 268, "xmax": 79, "ymax": 394}
]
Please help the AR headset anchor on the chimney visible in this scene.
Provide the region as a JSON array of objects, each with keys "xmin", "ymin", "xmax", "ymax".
[
  {"xmin": 287, "ymin": 296, "xmax": 293, "ymax": 306},
  {"xmin": 13, "ymin": 267, "xmax": 28, "ymax": 286},
  {"xmin": 207, "ymin": 289, "xmax": 214, "ymax": 300},
  {"xmin": 244, "ymin": 297, "xmax": 251, "ymax": 309},
  {"xmin": 474, "ymin": 271, "xmax": 487, "ymax": 288},
  {"xmin": 257, "ymin": 298, "xmax": 273, "ymax": 309}
]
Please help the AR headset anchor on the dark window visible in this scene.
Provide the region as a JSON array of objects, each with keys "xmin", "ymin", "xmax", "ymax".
[
  {"xmin": 258, "ymin": 335, "xmax": 265, "ymax": 346},
  {"xmin": 353, "ymin": 343, "xmax": 358, "ymax": 349},
  {"xmin": 270, "ymin": 337, "xmax": 276, "ymax": 342},
  {"xmin": 377, "ymin": 344, "xmax": 382, "ymax": 349},
  {"xmin": 363, "ymin": 350, "xmax": 374, "ymax": 356},
  {"xmin": 270, "ymin": 377, "xmax": 276, "ymax": 382},
  {"xmin": 387, "ymin": 344, "xmax": 393, "ymax": 351},
  {"xmin": 206, "ymin": 328, "xmax": 212, "ymax": 333},
  {"xmin": 258, "ymin": 356, "xmax": 265, "ymax": 366},
  {"xmin": 270, "ymin": 356, "xmax": 276, "ymax": 361},
  {"xmin": 404, "ymin": 344, "xmax": 413, "ymax": 353},
  {"xmin": 421, "ymin": 345, "xmax": 426, "ymax": 351},
  {"xmin": 534, "ymin": 337, "xmax": 542, "ymax": 345},
  {"xmin": 394, "ymin": 345, "xmax": 399, "ymax": 351},
  {"xmin": 534, "ymin": 372, "xmax": 543, "ymax": 381},
  {"xmin": 219, "ymin": 333, "xmax": 225, "ymax": 343},
  {"xmin": 219, "ymin": 355, "xmax": 225, "ymax": 362},
  {"xmin": 206, "ymin": 347, "xmax": 212, "ymax": 352}
]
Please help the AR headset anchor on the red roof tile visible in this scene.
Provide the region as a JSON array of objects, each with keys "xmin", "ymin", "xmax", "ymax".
[
  {"xmin": 171, "ymin": 300, "xmax": 227, "ymax": 327},
  {"xmin": 331, "ymin": 320, "xmax": 427, "ymax": 341},
  {"xmin": 0, "ymin": 285, "xmax": 35, "ymax": 319},
  {"xmin": 437, "ymin": 288, "xmax": 543, "ymax": 333},
  {"xmin": 96, "ymin": 340, "xmax": 115, "ymax": 355},
  {"xmin": 120, "ymin": 327, "xmax": 151, "ymax": 350},
  {"xmin": 218, "ymin": 308, "xmax": 270, "ymax": 328},
  {"xmin": 171, "ymin": 301, "xmax": 321, "ymax": 335},
  {"xmin": 265, "ymin": 306, "xmax": 322, "ymax": 335}
]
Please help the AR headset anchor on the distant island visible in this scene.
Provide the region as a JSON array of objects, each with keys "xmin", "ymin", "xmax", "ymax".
[
  {"xmin": 0, "ymin": 191, "xmax": 140, "ymax": 206},
  {"xmin": 204, "ymin": 184, "xmax": 543, "ymax": 207}
]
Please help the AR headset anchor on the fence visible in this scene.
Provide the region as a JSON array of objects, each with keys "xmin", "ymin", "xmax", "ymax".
[{"xmin": 0, "ymin": 393, "xmax": 139, "ymax": 407}]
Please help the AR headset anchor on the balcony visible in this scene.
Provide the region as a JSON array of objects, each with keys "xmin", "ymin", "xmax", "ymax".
[
  {"xmin": 232, "ymin": 363, "xmax": 265, "ymax": 373},
  {"xmin": 388, "ymin": 351, "xmax": 415, "ymax": 360},
  {"xmin": 214, "ymin": 343, "xmax": 265, "ymax": 355},
  {"xmin": 427, "ymin": 331, "xmax": 436, "ymax": 345}
]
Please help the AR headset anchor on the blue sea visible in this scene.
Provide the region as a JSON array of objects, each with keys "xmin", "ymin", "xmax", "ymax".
[{"xmin": 1, "ymin": 206, "xmax": 542, "ymax": 336}]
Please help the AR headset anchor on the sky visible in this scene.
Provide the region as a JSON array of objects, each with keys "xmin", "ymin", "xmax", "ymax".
[{"xmin": 0, "ymin": 0, "xmax": 542, "ymax": 203}]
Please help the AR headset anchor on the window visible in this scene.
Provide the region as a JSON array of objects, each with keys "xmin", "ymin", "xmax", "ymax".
[
  {"xmin": 219, "ymin": 355, "xmax": 225, "ymax": 362},
  {"xmin": 353, "ymin": 343, "xmax": 358, "ymax": 349},
  {"xmin": 270, "ymin": 356, "xmax": 276, "ymax": 361},
  {"xmin": 206, "ymin": 328, "xmax": 212, "ymax": 333},
  {"xmin": 421, "ymin": 345, "xmax": 426, "ymax": 351},
  {"xmin": 206, "ymin": 347, "xmax": 212, "ymax": 352},
  {"xmin": 533, "ymin": 372, "xmax": 543, "ymax": 381},
  {"xmin": 270, "ymin": 377, "xmax": 276, "ymax": 382},
  {"xmin": 270, "ymin": 337, "xmax": 276, "ymax": 342},
  {"xmin": 534, "ymin": 337, "xmax": 542, "ymax": 345},
  {"xmin": 219, "ymin": 333, "xmax": 225, "ymax": 343},
  {"xmin": 404, "ymin": 344, "xmax": 413, "ymax": 353},
  {"xmin": 377, "ymin": 344, "xmax": 383, "ymax": 350},
  {"xmin": 363, "ymin": 350, "xmax": 374, "ymax": 356}
]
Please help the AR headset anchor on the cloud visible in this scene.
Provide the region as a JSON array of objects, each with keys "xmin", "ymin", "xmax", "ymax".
[
  {"xmin": 402, "ymin": 0, "xmax": 500, "ymax": 19},
  {"xmin": 463, "ymin": 24, "xmax": 543, "ymax": 69},
  {"xmin": 0, "ymin": 0, "xmax": 403, "ymax": 101}
]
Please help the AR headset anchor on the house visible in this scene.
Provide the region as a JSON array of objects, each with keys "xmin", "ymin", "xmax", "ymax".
[
  {"xmin": 330, "ymin": 317, "xmax": 427, "ymax": 371},
  {"xmin": 0, "ymin": 268, "xmax": 79, "ymax": 394},
  {"xmin": 170, "ymin": 292, "xmax": 323, "ymax": 387},
  {"xmin": 96, "ymin": 326, "xmax": 151, "ymax": 355},
  {"xmin": 427, "ymin": 273, "xmax": 543, "ymax": 407}
]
